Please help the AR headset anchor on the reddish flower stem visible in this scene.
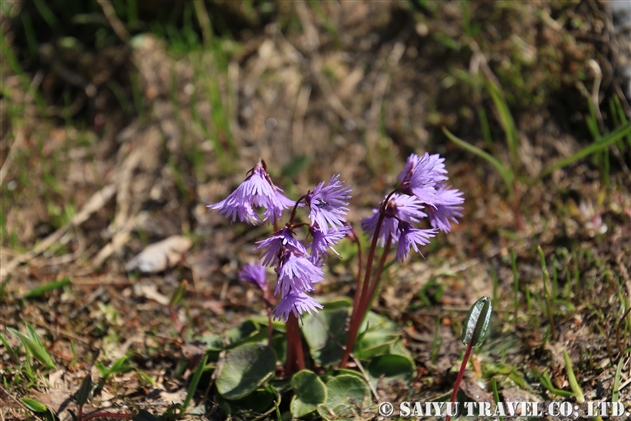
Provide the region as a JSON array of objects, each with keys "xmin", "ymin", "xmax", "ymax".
[
  {"xmin": 288, "ymin": 194, "xmax": 308, "ymax": 227},
  {"xmin": 168, "ymin": 305, "xmax": 183, "ymax": 334},
  {"xmin": 82, "ymin": 411, "xmax": 132, "ymax": 421},
  {"xmin": 284, "ymin": 313, "xmax": 305, "ymax": 375},
  {"xmin": 445, "ymin": 342, "xmax": 473, "ymax": 421},
  {"xmin": 358, "ymin": 237, "xmax": 391, "ymax": 322},
  {"xmin": 339, "ymin": 212, "xmax": 385, "ymax": 367},
  {"xmin": 348, "ymin": 226, "xmax": 363, "ymax": 328}
]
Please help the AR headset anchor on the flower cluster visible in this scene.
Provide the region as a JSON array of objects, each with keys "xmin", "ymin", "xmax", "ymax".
[
  {"xmin": 208, "ymin": 153, "xmax": 463, "ymax": 321},
  {"xmin": 209, "ymin": 169, "xmax": 351, "ymax": 321},
  {"xmin": 362, "ymin": 152, "xmax": 463, "ymax": 261},
  {"xmin": 207, "ymin": 159, "xmax": 294, "ymax": 224}
]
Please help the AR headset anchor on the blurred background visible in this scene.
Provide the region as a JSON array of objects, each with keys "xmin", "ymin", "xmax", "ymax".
[
  {"xmin": 2, "ymin": 0, "xmax": 631, "ymax": 304},
  {"xmin": 2, "ymin": 1, "xmax": 628, "ymax": 240},
  {"xmin": 2, "ymin": 0, "xmax": 631, "ymax": 415},
  {"xmin": 3, "ymin": 0, "xmax": 631, "ymax": 309}
]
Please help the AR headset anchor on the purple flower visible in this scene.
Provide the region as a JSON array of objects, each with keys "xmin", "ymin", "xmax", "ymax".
[
  {"xmin": 361, "ymin": 211, "xmax": 398, "ymax": 247},
  {"xmin": 209, "ymin": 200, "xmax": 259, "ymax": 225},
  {"xmin": 254, "ymin": 227, "xmax": 307, "ymax": 267},
  {"xmin": 308, "ymin": 225, "xmax": 351, "ymax": 262},
  {"xmin": 207, "ymin": 160, "xmax": 294, "ymax": 224},
  {"xmin": 396, "ymin": 223, "xmax": 437, "ymax": 262},
  {"xmin": 275, "ymin": 253, "xmax": 324, "ymax": 297},
  {"xmin": 305, "ymin": 175, "xmax": 351, "ymax": 229},
  {"xmin": 398, "ymin": 153, "xmax": 448, "ymax": 205},
  {"xmin": 272, "ymin": 289, "xmax": 323, "ymax": 321},
  {"xmin": 238, "ymin": 263, "xmax": 267, "ymax": 291},
  {"xmin": 427, "ymin": 184, "xmax": 464, "ymax": 233},
  {"xmin": 361, "ymin": 194, "xmax": 426, "ymax": 247}
]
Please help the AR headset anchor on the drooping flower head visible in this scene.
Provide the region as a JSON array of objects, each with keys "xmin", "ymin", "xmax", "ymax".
[
  {"xmin": 398, "ymin": 153, "xmax": 448, "ymax": 206},
  {"xmin": 272, "ymin": 289, "xmax": 323, "ymax": 322},
  {"xmin": 254, "ymin": 226, "xmax": 306, "ymax": 267},
  {"xmin": 207, "ymin": 160, "xmax": 294, "ymax": 224},
  {"xmin": 396, "ymin": 222, "xmax": 437, "ymax": 262},
  {"xmin": 361, "ymin": 193, "xmax": 426, "ymax": 247},
  {"xmin": 308, "ymin": 225, "xmax": 351, "ymax": 263},
  {"xmin": 426, "ymin": 184, "xmax": 464, "ymax": 233},
  {"xmin": 238, "ymin": 262, "xmax": 267, "ymax": 291},
  {"xmin": 275, "ymin": 252, "xmax": 324, "ymax": 297},
  {"xmin": 304, "ymin": 175, "xmax": 351, "ymax": 230}
]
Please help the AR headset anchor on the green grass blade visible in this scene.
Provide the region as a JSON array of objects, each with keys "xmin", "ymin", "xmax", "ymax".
[
  {"xmin": 612, "ymin": 357, "xmax": 623, "ymax": 403},
  {"xmin": 539, "ymin": 121, "xmax": 631, "ymax": 179},
  {"xmin": 491, "ymin": 378, "xmax": 504, "ymax": 421},
  {"xmin": 486, "ymin": 80, "xmax": 519, "ymax": 168},
  {"xmin": 7, "ymin": 326, "xmax": 56, "ymax": 369},
  {"xmin": 32, "ymin": 0, "xmax": 59, "ymax": 29},
  {"xmin": 21, "ymin": 397, "xmax": 48, "ymax": 412},
  {"xmin": 22, "ymin": 277, "xmax": 71, "ymax": 299},
  {"xmin": 443, "ymin": 127, "xmax": 514, "ymax": 198},
  {"xmin": 534, "ymin": 368, "xmax": 574, "ymax": 397},
  {"xmin": 0, "ymin": 332, "xmax": 19, "ymax": 363},
  {"xmin": 563, "ymin": 350, "xmax": 584, "ymax": 403},
  {"xmin": 182, "ymin": 354, "xmax": 208, "ymax": 413},
  {"xmin": 477, "ymin": 108, "xmax": 493, "ymax": 149}
]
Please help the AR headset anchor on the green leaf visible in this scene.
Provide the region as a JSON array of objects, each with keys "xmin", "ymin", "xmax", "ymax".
[
  {"xmin": 74, "ymin": 374, "xmax": 92, "ymax": 405},
  {"xmin": 367, "ymin": 354, "xmax": 416, "ymax": 389},
  {"xmin": 461, "ymin": 295, "xmax": 492, "ymax": 346},
  {"xmin": 485, "ymin": 80, "xmax": 519, "ymax": 168},
  {"xmin": 280, "ymin": 154, "xmax": 311, "ymax": 177},
  {"xmin": 100, "ymin": 355, "xmax": 134, "ymax": 379},
  {"xmin": 95, "ymin": 360, "xmax": 108, "ymax": 378},
  {"xmin": 183, "ymin": 355, "xmax": 208, "ymax": 412},
  {"xmin": 216, "ymin": 342, "xmax": 276, "ymax": 400},
  {"xmin": 563, "ymin": 350, "xmax": 585, "ymax": 404},
  {"xmin": 169, "ymin": 279, "xmax": 188, "ymax": 307},
  {"xmin": 135, "ymin": 369, "xmax": 157, "ymax": 388},
  {"xmin": 354, "ymin": 312, "xmax": 400, "ymax": 359},
  {"xmin": 230, "ymin": 386, "xmax": 279, "ymax": 414},
  {"xmin": 22, "ymin": 277, "xmax": 71, "ymax": 299},
  {"xmin": 290, "ymin": 370, "xmax": 327, "ymax": 417},
  {"xmin": 21, "ymin": 397, "xmax": 48, "ymax": 412},
  {"xmin": 226, "ymin": 320, "xmax": 260, "ymax": 346},
  {"xmin": 443, "ymin": 127, "xmax": 515, "ymax": 199},
  {"xmin": 7, "ymin": 325, "xmax": 56, "ymax": 369},
  {"xmin": 317, "ymin": 374, "xmax": 371, "ymax": 419},
  {"xmin": 302, "ymin": 308, "xmax": 349, "ymax": 366},
  {"xmin": 540, "ymin": 120, "xmax": 631, "ymax": 178},
  {"xmin": 0, "ymin": 332, "xmax": 19, "ymax": 363}
]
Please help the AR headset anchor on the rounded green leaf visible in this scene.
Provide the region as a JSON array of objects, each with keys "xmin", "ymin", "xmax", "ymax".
[
  {"xmin": 354, "ymin": 311, "xmax": 400, "ymax": 359},
  {"xmin": 461, "ymin": 295, "xmax": 493, "ymax": 346},
  {"xmin": 216, "ymin": 342, "xmax": 276, "ymax": 400},
  {"xmin": 317, "ymin": 374, "xmax": 370, "ymax": 419},
  {"xmin": 302, "ymin": 308, "xmax": 349, "ymax": 366},
  {"xmin": 290, "ymin": 370, "xmax": 327, "ymax": 417},
  {"xmin": 367, "ymin": 354, "xmax": 416, "ymax": 388},
  {"xmin": 231, "ymin": 387, "xmax": 278, "ymax": 414}
]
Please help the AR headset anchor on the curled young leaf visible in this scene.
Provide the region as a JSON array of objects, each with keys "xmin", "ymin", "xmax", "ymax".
[
  {"xmin": 74, "ymin": 374, "xmax": 92, "ymax": 406},
  {"xmin": 461, "ymin": 296, "xmax": 492, "ymax": 347}
]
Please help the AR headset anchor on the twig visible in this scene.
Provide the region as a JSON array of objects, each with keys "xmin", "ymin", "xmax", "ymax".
[
  {"xmin": 1, "ymin": 184, "xmax": 117, "ymax": 281},
  {"xmin": 96, "ymin": 0, "xmax": 130, "ymax": 43},
  {"xmin": 192, "ymin": 0, "xmax": 212, "ymax": 46},
  {"xmin": 0, "ymin": 128, "xmax": 24, "ymax": 186},
  {"xmin": 0, "ymin": 386, "xmax": 46, "ymax": 421}
]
